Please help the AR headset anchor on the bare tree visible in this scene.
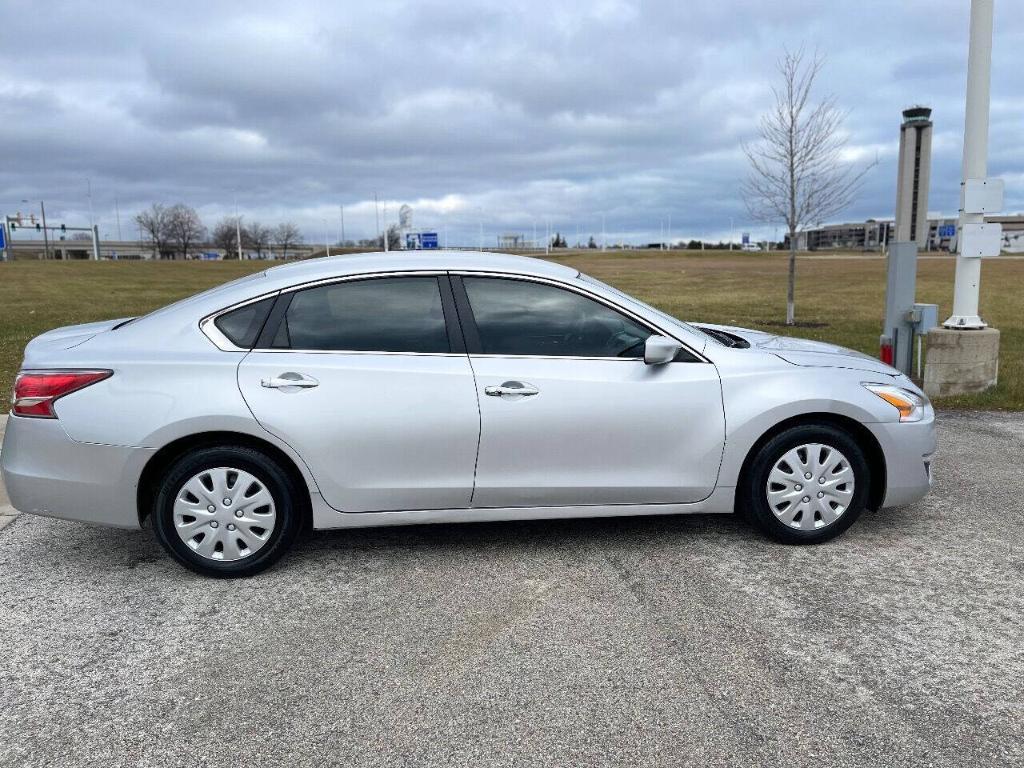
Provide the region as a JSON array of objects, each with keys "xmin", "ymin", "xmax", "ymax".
[
  {"xmin": 212, "ymin": 216, "xmax": 246, "ymax": 258},
  {"xmin": 247, "ymin": 223, "xmax": 273, "ymax": 259},
  {"xmin": 135, "ymin": 204, "xmax": 172, "ymax": 258},
  {"xmin": 165, "ymin": 204, "xmax": 206, "ymax": 260},
  {"xmin": 742, "ymin": 48, "xmax": 876, "ymax": 325},
  {"xmin": 273, "ymin": 222, "xmax": 303, "ymax": 259}
]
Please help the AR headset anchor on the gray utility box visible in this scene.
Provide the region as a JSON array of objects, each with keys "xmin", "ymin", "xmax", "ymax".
[{"xmin": 906, "ymin": 303, "xmax": 938, "ymax": 332}]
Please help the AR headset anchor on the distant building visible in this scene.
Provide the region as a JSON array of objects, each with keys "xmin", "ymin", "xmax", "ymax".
[
  {"xmin": 789, "ymin": 214, "xmax": 1024, "ymax": 253},
  {"xmin": 498, "ymin": 233, "xmax": 527, "ymax": 249}
]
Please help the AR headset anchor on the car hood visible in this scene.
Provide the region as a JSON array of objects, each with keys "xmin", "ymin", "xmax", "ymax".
[{"xmin": 696, "ymin": 323, "xmax": 901, "ymax": 377}]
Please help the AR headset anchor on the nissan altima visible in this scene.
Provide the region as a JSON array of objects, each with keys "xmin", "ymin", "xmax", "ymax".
[{"xmin": 1, "ymin": 252, "xmax": 935, "ymax": 576}]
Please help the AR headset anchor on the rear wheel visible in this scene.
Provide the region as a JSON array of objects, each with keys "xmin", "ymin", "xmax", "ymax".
[
  {"xmin": 152, "ymin": 446, "xmax": 301, "ymax": 577},
  {"xmin": 741, "ymin": 424, "xmax": 870, "ymax": 544}
]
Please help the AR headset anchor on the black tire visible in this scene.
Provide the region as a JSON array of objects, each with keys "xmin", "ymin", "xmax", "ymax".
[
  {"xmin": 152, "ymin": 445, "xmax": 302, "ymax": 577},
  {"xmin": 740, "ymin": 424, "xmax": 870, "ymax": 545}
]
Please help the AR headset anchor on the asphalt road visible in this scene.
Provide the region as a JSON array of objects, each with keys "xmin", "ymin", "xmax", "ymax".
[{"xmin": 0, "ymin": 411, "xmax": 1021, "ymax": 768}]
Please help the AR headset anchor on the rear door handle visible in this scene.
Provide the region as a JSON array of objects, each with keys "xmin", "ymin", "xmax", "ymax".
[
  {"xmin": 484, "ymin": 381, "xmax": 539, "ymax": 397},
  {"xmin": 261, "ymin": 374, "xmax": 320, "ymax": 389}
]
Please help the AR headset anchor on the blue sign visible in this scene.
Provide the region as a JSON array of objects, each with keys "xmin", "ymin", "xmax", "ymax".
[
  {"xmin": 0, "ymin": 224, "xmax": 5, "ymax": 250},
  {"xmin": 938, "ymin": 224, "xmax": 957, "ymax": 238},
  {"xmin": 406, "ymin": 232, "xmax": 440, "ymax": 249}
]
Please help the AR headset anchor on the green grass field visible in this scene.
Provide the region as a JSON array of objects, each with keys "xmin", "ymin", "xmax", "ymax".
[{"xmin": 1, "ymin": 251, "xmax": 1021, "ymax": 409}]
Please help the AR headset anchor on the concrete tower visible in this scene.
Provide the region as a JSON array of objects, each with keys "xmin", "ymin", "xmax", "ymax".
[
  {"xmin": 894, "ymin": 107, "xmax": 934, "ymax": 244},
  {"xmin": 881, "ymin": 106, "xmax": 936, "ymax": 377}
]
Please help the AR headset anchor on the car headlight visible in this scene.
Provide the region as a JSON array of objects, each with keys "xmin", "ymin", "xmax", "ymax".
[{"xmin": 863, "ymin": 383, "xmax": 928, "ymax": 422}]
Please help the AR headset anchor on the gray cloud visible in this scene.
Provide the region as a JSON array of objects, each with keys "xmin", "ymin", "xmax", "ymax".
[{"xmin": 1, "ymin": 0, "xmax": 1022, "ymax": 244}]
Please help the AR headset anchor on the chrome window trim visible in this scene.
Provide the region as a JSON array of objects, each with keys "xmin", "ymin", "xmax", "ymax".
[
  {"xmin": 199, "ymin": 290, "xmax": 282, "ymax": 352},
  {"xmin": 451, "ymin": 270, "xmax": 711, "ymax": 363},
  {"xmin": 245, "ymin": 349, "xmax": 466, "ymax": 358},
  {"xmin": 198, "ymin": 268, "xmax": 709, "ymax": 363}
]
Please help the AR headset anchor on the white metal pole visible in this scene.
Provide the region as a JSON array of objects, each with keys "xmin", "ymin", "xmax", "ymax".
[
  {"xmin": 325, "ymin": 220, "xmax": 331, "ymax": 258},
  {"xmin": 340, "ymin": 205, "xmax": 345, "ymax": 246},
  {"xmin": 945, "ymin": 0, "xmax": 994, "ymax": 328},
  {"xmin": 86, "ymin": 178, "xmax": 95, "ymax": 237},
  {"xmin": 234, "ymin": 196, "xmax": 243, "ymax": 260},
  {"xmin": 115, "ymin": 197, "xmax": 122, "ymax": 241},
  {"xmin": 601, "ymin": 214, "xmax": 606, "ymax": 251},
  {"xmin": 374, "ymin": 193, "xmax": 381, "ymax": 249},
  {"xmin": 383, "ymin": 204, "xmax": 389, "ymax": 252}
]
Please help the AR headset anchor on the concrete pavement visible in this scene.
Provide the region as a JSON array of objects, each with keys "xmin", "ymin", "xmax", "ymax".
[{"xmin": 0, "ymin": 411, "xmax": 1021, "ymax": 767}]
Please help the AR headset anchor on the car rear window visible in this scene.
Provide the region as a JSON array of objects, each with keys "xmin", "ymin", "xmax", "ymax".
[{"xmin": 214, "ymin": 296, "xmax": 275, "ymax": 348}]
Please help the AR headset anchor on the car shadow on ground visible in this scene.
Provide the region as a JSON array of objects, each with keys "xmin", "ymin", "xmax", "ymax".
[{"xmin": 7, "ymin": 501, "xmax": 929, "ymax": 578}]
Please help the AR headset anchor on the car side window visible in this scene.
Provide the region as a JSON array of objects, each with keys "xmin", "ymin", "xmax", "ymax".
[
  {"xmin": 214, "ymin": 296, "xmax": 275, "ymax": 349},
  {"xmin": 273, "ymin": 276, "xmax": 450, "ymax": 353},
  {"xmin": 462, "ymin": 277, "xmax": 653, "ymax": 358}
]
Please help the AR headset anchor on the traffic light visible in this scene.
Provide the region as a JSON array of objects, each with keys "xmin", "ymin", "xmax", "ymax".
[
  {"xmin": 9, "ymin": 222, "xmax": 16, "ymax": 232},
  {"xmin": 36, "ymin": 222, "xmax": 41, "ymax": 231},
  {"xmin": 60, "ymin": 223, "xmax": 66, "ymax": 233}
]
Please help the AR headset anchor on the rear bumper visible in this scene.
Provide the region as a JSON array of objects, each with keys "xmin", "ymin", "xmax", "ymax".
[
  {"xmin": 867, "ymin": 413, "xmax": 937, "ymax": 508},
  {"xmin": 0, "ymin": 414, "xmax": 151, "ymax": 529}
]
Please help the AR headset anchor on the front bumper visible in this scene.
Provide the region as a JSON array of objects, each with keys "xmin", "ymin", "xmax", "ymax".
[
  {"xmin": 1, "ymin": 414, "xmax": 152, "ymax": 529},
  {"xmin": 866, "ymin": 412, "xmax": 937, "ymax": 508}
]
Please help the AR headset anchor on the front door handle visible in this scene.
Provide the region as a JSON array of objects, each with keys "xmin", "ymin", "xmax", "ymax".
[
  {"xmin": 261, "ymin": 373, "xmax": 320, "ymax": 389},
  {"xmin": 484, "ymin": 381, "xmax": 539, "ymax": 397}
]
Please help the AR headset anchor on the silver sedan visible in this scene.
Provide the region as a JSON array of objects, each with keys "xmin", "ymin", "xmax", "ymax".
[{"xmin": 1, "ymin": 252, "xmax": 935, "ymax": 576}]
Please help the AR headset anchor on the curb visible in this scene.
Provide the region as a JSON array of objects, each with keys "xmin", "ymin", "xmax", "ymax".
[
  {"xmin": 0, "ymin": 414, "xmax": 14, "ymax": 531},
  {"xmin": 0, "ymin": 505, "xmax": 17, "ymax": 532}
]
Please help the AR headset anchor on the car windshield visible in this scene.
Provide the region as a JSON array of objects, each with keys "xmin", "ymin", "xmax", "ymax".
[{"xmin": 576, "ymin": 273, "xmax": 713, "ymax": 344}]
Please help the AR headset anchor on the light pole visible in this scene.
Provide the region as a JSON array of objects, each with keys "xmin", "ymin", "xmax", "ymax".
[
  {"xmin": 233, "ymin": 195, "xmax": 243, "ymax": 260},
  {"xmin": 374, "ymin": 192, "xmax": 382, "ymax": 249},
  {"xmin": 945, "ymin": 0, "xmax": 995, "ymax": 329},
  {"xmin": 924, "ymin": 0, "xmax": 1002, "ymax": 396},
  {"xmin": 324, "ymin": 220, "xmax": 331, "ymax": 258},
  {"xmin": 339, "ymin": 205, "xmax": 346, "ymax": 246},
  {"xmin": 86, "ymin": 178, "xmax": 95, "ymax": 233}
]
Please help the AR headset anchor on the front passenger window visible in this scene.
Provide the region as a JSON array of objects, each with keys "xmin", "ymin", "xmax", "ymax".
[{"xmin": 463, "ymin": 277, "xmax": 652, "ymax": 358}]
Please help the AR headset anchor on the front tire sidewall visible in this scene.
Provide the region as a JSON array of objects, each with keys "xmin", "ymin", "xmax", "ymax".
[
  {"xmin": 743, "ymin": 425, "xmax": 870, "ymax": 545},
  {"xmin": 153, "ymin": 447, "xmax": 300, "ymax": 577}
]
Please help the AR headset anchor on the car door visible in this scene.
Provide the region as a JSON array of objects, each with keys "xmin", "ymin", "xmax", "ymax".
[
  {"xmin": 453, "ymin": 274, "xmax": 725, "ymax": 508},
  {"xmin": 236, "ymin": 273, "xmax": 480, "ymax": 513}
]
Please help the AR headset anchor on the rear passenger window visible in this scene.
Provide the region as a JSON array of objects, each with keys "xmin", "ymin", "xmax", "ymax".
[
  {"xmin": 214, "ymin": 296, "xmax": 275, "ymax": 349},
  {"xmin": 274, "ymin": 277, "xmax": 450, "ymax": 353}
]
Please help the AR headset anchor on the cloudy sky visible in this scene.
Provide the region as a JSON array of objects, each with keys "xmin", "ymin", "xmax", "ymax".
[{"xmin": 1, "ymin": 0, "xmax": 1022, "ymax": 246}]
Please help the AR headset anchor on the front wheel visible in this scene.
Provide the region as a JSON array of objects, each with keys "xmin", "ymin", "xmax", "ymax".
[
  {"xmin": 741, "ymin": 425, "xmax": 870, "ymax": 544},
  {"xmin": 152, "ymin": 446, "xmax": 302, "ymax": 577}
]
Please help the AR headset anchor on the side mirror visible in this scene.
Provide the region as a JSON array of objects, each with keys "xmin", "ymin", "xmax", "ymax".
[{"xmin": 644, "ymin": 335, "xmax": 683, "ymax": 365}]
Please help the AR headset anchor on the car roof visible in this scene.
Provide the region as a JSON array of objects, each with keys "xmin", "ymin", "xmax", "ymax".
[{"xmin": 261, "ymin": 250, "xmax": 579, "ymax": 288}]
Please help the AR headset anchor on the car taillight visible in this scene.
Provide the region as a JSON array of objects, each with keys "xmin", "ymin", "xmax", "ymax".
[{"xmin": 11, "ymin": 370, "xmax": 112, "ymax": 418}]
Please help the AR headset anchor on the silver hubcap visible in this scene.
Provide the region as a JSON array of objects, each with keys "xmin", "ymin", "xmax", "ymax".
[
  {"xmin": 173, "ymin": 467, "xmax": 277, "ymax": 561},
  {"xmin": 766, "ymin": 443, "xmax": 855, "ymax": 530}
]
